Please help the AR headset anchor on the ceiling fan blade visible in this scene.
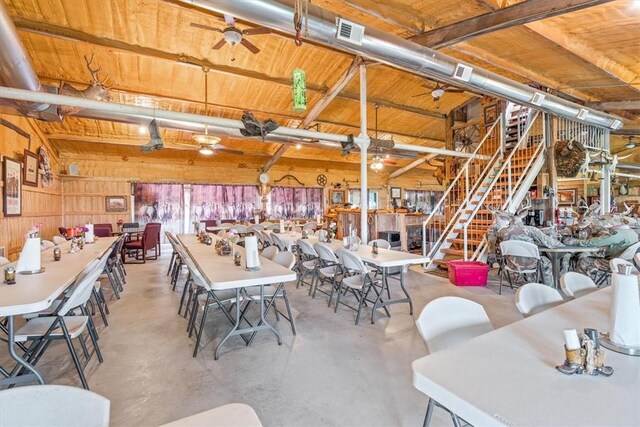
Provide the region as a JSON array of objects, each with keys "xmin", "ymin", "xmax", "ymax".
[
  {"xmin": 211, "ymin": 38, "xmax": 227, "ymax": 50},
  {"xmin": 412, "ymin": 93, "xmax": 430, "ymax": 98},
  {"xmin": 243, "ymin": 27, "xmax": 272, "ymax": 36},
  {"xmin": 217, "ymin": 148, "xmax": 244, "ymax": 155},
  {"xmin": 240, "ymin": 38, "xmax": 260, "ymax": 54},
  {"xmin": 223, "ymin": 14, "xmax": 235, "ymax": 26},
  {"xmin": 190, "ymin": 22, "xmax": 223, "ymax": 33},
  {"xmin": 383, "ymin": 160, "xmax": 397, "ymax": 165}
]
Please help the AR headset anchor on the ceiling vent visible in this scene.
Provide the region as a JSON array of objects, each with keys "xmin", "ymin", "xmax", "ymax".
[
  {"xmin": 336, "ymin": 19, "xmax": 364, "ymax": 45},
  {"xmin": 610, "ymin": 119, "xmax": 623, "ymax": 130},
  {"xmin": 530, "ymin": 92, "xmax": 545, "ymax": 106},
  {"xmin": 576, "ymin": 108, "xmax": 589, "ymax": 120},
  {"xmin": 452, "ymin": 64, "xmax": 473, "ymax": 82}
]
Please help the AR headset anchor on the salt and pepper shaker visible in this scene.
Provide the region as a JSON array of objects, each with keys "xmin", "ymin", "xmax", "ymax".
[
  {"xmin": 372, "ymin": 241, "xmax": 379, "ymax": 254},
  {"xmin": 234, "ymin": 251, "xmax": 242, "ymax": 266},
  {"xmin": 4, "ymin": 266, "xmax": 16, "ymax": 284},
  {"xmin": 53, "ymin": 247, "xmax": 62, "ymax": 261},
  {"xmin": 584, "ymin": 328, "xmax": 600, "ymax": 348}
]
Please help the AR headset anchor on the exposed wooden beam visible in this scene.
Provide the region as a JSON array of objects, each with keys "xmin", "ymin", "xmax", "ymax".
[
  {"xmin": 409, "ymin": 0, "xmax": 613, "ymax": 49},
  {"xmin": 525, "ymin": 20, "xmax": 640, "ymax": 94},
  {"xmin": 261, "ymin": 57, "xmax": 363, "ymax": 174},
  {"xmin": 388, "ymin": 154, "xmax": 438, "ymax": 179},
  {"xmin": 612, "ymin": 129, "xmax": 640, "ymax": 136},
  {"xmin": 15, "ymin": 19, "xmax": 445, "ymax": 120},
  {"xmin": 587, "ymin": 100, "xmax": 640, "ymax": 110}
]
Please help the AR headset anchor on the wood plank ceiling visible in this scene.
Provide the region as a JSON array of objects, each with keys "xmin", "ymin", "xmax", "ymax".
[{"xmin": 4, "ymin": 0, "xmax": 640, "ymax": 170}]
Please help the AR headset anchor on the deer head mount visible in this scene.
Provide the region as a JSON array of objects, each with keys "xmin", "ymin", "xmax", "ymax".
[{"xmin": 58, "ymin": 54, "xmax": 112, "ymax": 117}]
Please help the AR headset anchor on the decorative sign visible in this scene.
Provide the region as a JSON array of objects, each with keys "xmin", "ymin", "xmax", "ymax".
[
  {"xmin": 23, "ymin": 149, "xmax": 39, "ymax": 187},
  {"xmin": 291, "ymin": 68, "xmax": 307, "ymax": 112}
]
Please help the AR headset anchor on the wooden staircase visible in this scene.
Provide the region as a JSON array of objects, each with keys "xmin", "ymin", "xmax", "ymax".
[{"xmin": 425, "ymin": 103, "xmax": 547, "ymax": 270}]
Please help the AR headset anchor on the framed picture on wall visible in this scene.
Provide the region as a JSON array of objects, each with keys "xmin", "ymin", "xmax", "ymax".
[
  {"xmin": 3, "ymin": 157, "xmax": 22, "ymax": 217},
  {"xmin": 329, "ymin": 189, "xmax": 346, "ymax": 205},
  {"xmin": 105, "ymin": 195, "xmax": 128, "ymax": 212},
  {"xmin": 23, "ymin": 149, "xmax": 39, "ymax": 187},
  {"xmin": 484, "ymin": 104, "xmax": 498, "ymax": 124},
  {"xmin": 557, "ymin": 189, "xmax": 576, "ymax": 205},
  {"xmin": 390, "ymin": 186, "xmax": 402, "ymax": 199}
]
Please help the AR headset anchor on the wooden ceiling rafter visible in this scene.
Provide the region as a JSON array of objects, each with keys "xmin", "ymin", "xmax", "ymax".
[
  {"xmin": 14, "ymin": 18, "xmax": 447, "ymax": 121},
  {"xmin": 409, "ymin": 0, "xmax": 614, "ymax": 49}
]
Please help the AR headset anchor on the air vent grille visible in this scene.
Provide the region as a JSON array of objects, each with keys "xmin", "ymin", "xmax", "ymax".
[
  {"xmin": 576, "ymin": 108, "xmax": 589, "ymax": 120},
  {"xmin": 336, "ymin": 19, "xmax": 364, "ymax": 45},
  {"xmin": 530, "ymin": 93, "xmax": 545, "ymax": 106},
  {"xmin": 610, "ymin": 119, "xmax": 623, "ymax": 130},
  {"xmin": 452, "ymin": 64, "xmax": 473, "ymax": 82}
]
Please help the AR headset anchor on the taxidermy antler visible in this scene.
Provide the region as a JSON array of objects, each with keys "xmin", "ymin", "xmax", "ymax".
[{"xmin": 58, "ymin": 54, "xmax": 112, "ymax": 117}]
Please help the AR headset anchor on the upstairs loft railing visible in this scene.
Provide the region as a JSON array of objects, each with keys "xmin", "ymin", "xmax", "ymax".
[{"xmin": 421, "ymin": 116, "xmax": 503, "ymax": 261}]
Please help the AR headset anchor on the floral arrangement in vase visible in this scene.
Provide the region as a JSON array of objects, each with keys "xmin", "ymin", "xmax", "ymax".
[
  {"xmin": 117, "ymin": 219, "xmax": 124, "ymax": 232},
  {"xmin": 25, "ymin": 223, "xmax": 43, "ymax": 239}
]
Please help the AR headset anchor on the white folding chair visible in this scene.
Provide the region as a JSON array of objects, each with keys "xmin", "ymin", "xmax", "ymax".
[
  {"xmin": 515, "ymin": 283, "xmax": 564, "ymax": 317},
  {"xmin": 15, "ymin": 255, "xmax": 108, "ymax": 389},
  {"xmin": 261, "ymin": 245, "xmax": 279, "ymax": 260},
  {"xmin": 232, "ymin": 225, "xmax": 249, "ymax": 234},
  {"xmin": 303, "ymin": 222, "xmax": 316, "ymax": 231},
  {"xmin": 635, "ymin": 253, "xmax": 640, "ymax": 270},
  {"xmin": 0, "ymin": 256, "xmax": 9, "ymax": 266},
  {"xmin": 618, "ymin": 241, "xmax": 640, "ymax": 261},
  {"xmin": 415, "ymin": 297, "xmax": 494, "ymax": 427},
  {"xmin": 313, "ymin": 242, "xmax": 342, "ymax": 303},
  {"xmin": 0, "ymin": 385, "xmax": 110, "ymax": 427},
  {"xmin": 368, "ymin": 239, "xmax": 391, "ymax": 250},
  {"xmin": 334, "ymin": 249, "xmax": 384, "ymax": 325},
  {"xmin": 271, "ymin": 233, "xmax": 288, "ymax": 252},
  {"xmin": 499, "ymin": 240, "xmax": 542, "ymax": 295},
  {"xmin": 560, "ymin": 272, "xmax": 598, "ymax": 299},
  {"xmin": 52, "ymin": 235, "xmax": 67, "ymax": 245},
  {"xmin": 296, "ymin": 239, "xmax": 319, "ymax": 291},
  {"xmin": 40, "ymin": 239, "xmax": 55, "ymax": 251}
]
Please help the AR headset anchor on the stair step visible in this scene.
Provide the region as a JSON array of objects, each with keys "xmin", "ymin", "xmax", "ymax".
[
  {"xmin": 447, "ymin": 238, "xmax": 482, "ymax": 246},
  {"xmin": 459, "ymin": 218, "xmax": 493, "ymax": 225},
  {"xmin": 465, "ymin": 209, "xmax": 490, "ymax": 215},
  {"xmin": 433, "ymin": 260, "xmax": 450, "ymax": 268},
  {"xmin": 453, "ymin": 228, "xmax": 487, "ymax": 236},
  {"xmin": 442, "ymin": 248, "xmax": 473, "ymax": 257}
]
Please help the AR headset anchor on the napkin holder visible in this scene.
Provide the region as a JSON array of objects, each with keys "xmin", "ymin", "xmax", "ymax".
[{"xmin": 556, "ymin": 331, "xmax": 613, "ymax": 376}]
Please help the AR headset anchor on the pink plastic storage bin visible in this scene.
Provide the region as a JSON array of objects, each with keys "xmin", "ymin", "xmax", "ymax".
[{"xmin": 447, "ymin": 260, "xmax": 490, "ymax": 286}]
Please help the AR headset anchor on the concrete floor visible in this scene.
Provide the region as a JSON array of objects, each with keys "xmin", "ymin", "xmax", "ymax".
[{"xmin": 4, "ymin": 246, "xmax": 523, "ymax": 426}]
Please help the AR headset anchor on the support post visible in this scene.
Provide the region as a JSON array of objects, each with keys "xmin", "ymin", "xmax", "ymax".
[
  {"xmin": 545, "ymin": 114, "xmax": 557, "ymax": 224},
  {"xmin": 359, "ymin": 63, "xmax": 369, "ymax": 245},
  {"xmin": 600, "ymin": 131, "xmax": 611, "ymax": 213}
]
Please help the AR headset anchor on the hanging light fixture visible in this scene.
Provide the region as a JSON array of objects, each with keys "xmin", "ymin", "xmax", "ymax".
[
  {"xmin": 193, "ymin": 67, "xmax": 222, "ymax": 153},
  {"xmin": 625, "ymin": 136, "xmax": 635, "ymax": 149}
]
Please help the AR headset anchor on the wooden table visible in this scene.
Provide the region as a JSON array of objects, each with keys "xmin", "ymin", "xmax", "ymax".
[
  {"xmin": 0, "ymin": 237, "xmax": 117, "ymax": 386},
  {"xmin": 177, "ymin": 235, "xmax": 296, "ymax": 359},
  {"xmin": 412, "ymin": 287, "xmax": 640, "ymax": 426},
  {"xmin": 265, "ymin": 231, "xmax": 429, "ymax": 322},
  {"xmin": 538, "ymin": 245, "xmax": 603, "ymax": 288}
]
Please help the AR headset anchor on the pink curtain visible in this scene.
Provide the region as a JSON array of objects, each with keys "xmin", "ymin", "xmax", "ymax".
[
  {"xmin": 133, "ymin": 183, "xmax": 184, "ymax": 241},
  {"xmin": 268, "ymin": 187, "xmax": 323, "ymax": 219},
  {"xmin": 191, "ymin": 184, "xmax": 260, "ymax": 222}
]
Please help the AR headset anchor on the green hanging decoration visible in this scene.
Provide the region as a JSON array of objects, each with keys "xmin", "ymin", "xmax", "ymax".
[{"xmin": 291, "ymin": 68, "xmax": 307, "ymax": 112}]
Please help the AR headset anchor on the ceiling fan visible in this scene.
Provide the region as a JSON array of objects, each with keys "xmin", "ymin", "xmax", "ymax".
[
  {"xmin": 624, "ymin": 136, "xmax": 638, "ymax": 149},
  {"xmin": 413, "ymin": 81, "xmax": 465, "ymax": 101},
  {"xmin": 174, "ymin": 68, "xmax": 244, "ymax": 156},
  {"xmin": 190, "ymin": 14, "xmax": 271, "ymax": 54}
]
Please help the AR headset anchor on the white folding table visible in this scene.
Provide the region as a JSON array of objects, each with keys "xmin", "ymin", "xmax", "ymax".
[
  {"xmin": 0, "ymin": 237, "xmax": 117, "ymax": 387},
  {"xmin": 177, "ymin": 235, "xmax": 296, "ymax": 359},
  {"xmin": 412, "ymin": 287, "xmax": 640, "ymax": 426}
]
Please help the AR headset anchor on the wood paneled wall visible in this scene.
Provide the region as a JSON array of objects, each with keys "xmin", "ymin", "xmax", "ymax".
[
  {"xmin": 58, "ymin": 151, "xmax": 442, "ymax": 212},
  {"xmin": 0, "ymin": 114, "xmax": 62, "ymax": 260},
  {"xmin": 62, "ymin": 177, "xmax": 131, "ymax": 228}
]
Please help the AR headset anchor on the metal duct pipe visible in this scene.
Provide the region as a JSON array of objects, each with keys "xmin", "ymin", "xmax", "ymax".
[
  {"xmin": 183, "ymin": 0, "xmax": 622, "ymax": 130},
  {"xmin": 0, "ymin": 0, "xmax": 49, "ymax": 112},
  {"xmin": 616, "ymin": 163, "xmax": 640, "ymax": 172},
  {"xmin": 0, "ymin": 85, "xmax": 477, "ymax": 159}
]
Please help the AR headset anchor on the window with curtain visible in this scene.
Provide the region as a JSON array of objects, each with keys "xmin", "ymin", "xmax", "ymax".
[
  {"xmin": 405, "ymin": 190, "xmax": 445, "ymax": 214},
  {"xmin": 133, "ymin": 183, "xmax": 184, "ymax": 241},
  {"xmin": 348, "ymin": 189, "xmax": 378, "ymax": 209},
  {"xmin": 190, "ymin": 184, "xmax": 261, "ymax": 222},
  {"xmin": 267, "ymin": 187, "xmax": 323, "ymax": 219}
]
